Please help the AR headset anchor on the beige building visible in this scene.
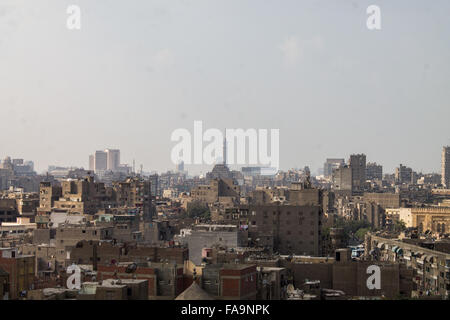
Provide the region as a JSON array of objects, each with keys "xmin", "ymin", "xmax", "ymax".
[
  {"xmin": 190, "ymin": 178, "xmax": 240, "ymax": 205},
  {"xmin": 386, "ymin": 208, "xmax": 413, "ymax": 228},
  {"xmin": 387, "ymin": 206, "xmax": 450, "ymax": 234},
  {"xmin": 411, "ymin": 207, "xmax": 450, "ymax": 233}
]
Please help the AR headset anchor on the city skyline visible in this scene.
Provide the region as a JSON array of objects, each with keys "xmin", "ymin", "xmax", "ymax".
[{"xmin": 0, "ymin": 145, "xmax": 449, "ymax": 176}]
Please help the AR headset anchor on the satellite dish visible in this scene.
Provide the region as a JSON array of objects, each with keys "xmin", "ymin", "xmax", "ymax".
[{"xmin": 125, "ymin": 263, "xmax": 137, "ymax": 274}]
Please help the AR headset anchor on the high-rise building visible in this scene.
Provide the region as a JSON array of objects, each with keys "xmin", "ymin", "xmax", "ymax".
[
  {"xmin": 323, "ymin": 158, "xmax": 345, "ymax": 177},
  {"xmin": 150, "ymin": 174, "xmax": 159, "ymax": 198},
  {"xmin": 442, "ymin": 146, "xmax": 450, "ymax": 188},
  {"xmin": 332, "ymin": 166, "xmax": 352, "ymax": 196},
  {"xmin": 395, "ymin": 164, "xmax": 413, "ymax": 185},
  {"xmin": 105, "ymin": 149, "xmax": 120, "ymax": 172},
  {"xmin": 349, "ymin": 154, "xmax": 366, "ymax": 193},
  {"xmin": 94, "ymin": 150, "xmax": 107, "ymax": 172},
  {"xmin": 366, "ymin": 162, "xmax": 383, "ymax": 181}
]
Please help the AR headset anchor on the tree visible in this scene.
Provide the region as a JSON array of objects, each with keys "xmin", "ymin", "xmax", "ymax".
[
  {"xmin": 355, "ymin": 228, "xmax": 370, "ymax": 241},
  {"xmin": 186, "ymin": 201, "xmax": 210, "ymax": 220},
  {"xmin": 325, "ymin": 217, "xmax": 373, "ymax": 246},
  {"xmin": 392, "ymin": 219, "xmax": 406, "ymax": 232}
]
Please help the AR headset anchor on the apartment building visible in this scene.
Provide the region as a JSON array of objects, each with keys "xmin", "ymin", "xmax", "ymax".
[{"xmin": 366, "ymin": 233, "xmax": 450, "ymax": 297}]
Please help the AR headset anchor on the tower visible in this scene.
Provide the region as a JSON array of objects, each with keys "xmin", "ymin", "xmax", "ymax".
[
  {"xmin": 223, "ymin": 135, "xmax": 227, "ymax": 166},
  {"xmin": 94, "ymin": 150, "xmax": 107, "ymax": 172},
  {"xmin": 349, "ymin": 154, "xmax": 366, "ymax": 193},
  {"xmin": 105, "ymin": 149, "xmax": 120, "ymax": 172},
  {"xmin": 442, "ymin": 146, "xmax": 450, "ymax": 188}
]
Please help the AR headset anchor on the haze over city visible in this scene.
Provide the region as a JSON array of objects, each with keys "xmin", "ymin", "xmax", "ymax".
[{"xmin": 1, "ymin": 0, "xmax": 450, "ymax": 174}]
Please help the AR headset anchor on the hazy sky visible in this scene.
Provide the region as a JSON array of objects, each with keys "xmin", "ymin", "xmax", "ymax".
[{"xmin": 1, "ymin": 0, "xmax": 449, "ymax": 175}]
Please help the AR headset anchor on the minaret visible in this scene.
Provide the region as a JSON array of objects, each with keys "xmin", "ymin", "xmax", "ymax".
[{"xmin": 223, "ymin": 135, "xmax": 227, "ymax": 166}]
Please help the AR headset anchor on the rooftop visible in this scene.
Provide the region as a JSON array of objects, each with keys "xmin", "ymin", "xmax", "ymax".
[{"xmin": 175, "ymin": 282, "xmax": 215, "ymax": 300}]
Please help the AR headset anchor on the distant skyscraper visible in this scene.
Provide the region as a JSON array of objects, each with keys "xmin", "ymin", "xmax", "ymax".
[
  {"xmin": 395, "ymin": 164, "xmax": 413, "ymax": 184},
  {"xmin": 94, "ymin": 150, "xmax": 107, "ymax": 172},
  {"xmin": 366, "ymin": 162, "xmax": 383, "ymax": 181},
  {"xmin": 349, "ymin": 154, "xmax": 366, "ymax": 193},
  {"xmin": 105, "ymin": 149, "xmax": 120, "ymax": 172},
  {"xmin": 442, "ymin": 146, "xmax": 450, "ymax": 188},
  {"xmin": 150, "ymin": 174, "xmax": 159, "ymax": 197}
]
